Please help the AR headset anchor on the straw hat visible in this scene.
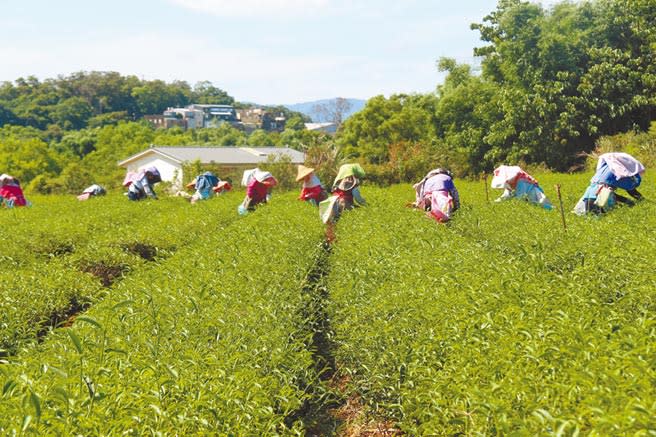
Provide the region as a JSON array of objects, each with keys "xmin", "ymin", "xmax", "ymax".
[{"xmin": 296, "ymin": 165, "xmax": 315, "ymax": 182}]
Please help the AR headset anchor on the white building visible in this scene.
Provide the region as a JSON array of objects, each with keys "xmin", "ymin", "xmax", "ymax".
[
  {"xmin": 163, "ymin": 108, "xmax": 205, "ymax": 129},
  {"xmin": 118, "ymin": 146, "xmax": 305, "ymax": 189}
]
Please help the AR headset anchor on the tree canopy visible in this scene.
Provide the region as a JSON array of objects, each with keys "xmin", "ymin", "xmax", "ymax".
[
  {"xmin": 0, "ymin": 72, "xmax": 235, "ymax": 131},
  {"xmin": 340, "ymin": 0, "xmax": 656, "ymax": 174}
]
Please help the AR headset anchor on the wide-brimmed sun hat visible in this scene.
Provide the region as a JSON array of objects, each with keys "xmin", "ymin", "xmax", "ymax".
[{"xmin": 296, "ymin": 165, "xmax": 315, "ymax": 182}]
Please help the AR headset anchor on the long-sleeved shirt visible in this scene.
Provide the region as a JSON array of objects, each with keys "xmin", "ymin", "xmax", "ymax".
[
  {"xmin": 0, "ymin": 184, "xmax": 27, "ymax": 206},
  {"xmin": 246, "ymin": 179, "xmax": 269, "ymax": 204},
  {"xmin": 423, "ymin": 174, "xmax": 460, "ymax": 210},
  {"xmin": 128, "ymin": 175, "xmax": 156, "ymax": 198},
  {"xmin": 334, "ymin": 186, "xmax": 366, "ymax": 207},
  {"xmin": 591, "ymin": 162, "xmax": 641, "ymax": 191},
  {"xmin": 299, "ymin": 174, "xmax": 325, "ymax": 203}
]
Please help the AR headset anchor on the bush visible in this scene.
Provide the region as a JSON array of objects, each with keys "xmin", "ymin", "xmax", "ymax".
[
  {"xmin": 587, "ymin": 122, "xmax": 656, "ymax": 170},
  {"xmin": 263, "ymin": 153, "xmax": 296, "ymax": 191}
]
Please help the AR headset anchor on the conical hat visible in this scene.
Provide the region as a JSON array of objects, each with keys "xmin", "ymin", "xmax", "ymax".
[{"xmin": 296, "ymin": 165, "xmax": 315, "ymax": 182}]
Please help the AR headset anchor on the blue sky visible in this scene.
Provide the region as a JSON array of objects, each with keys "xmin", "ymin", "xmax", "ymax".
[{"xmin": 0, "ymin": 0, "xmax": 559, "ymax": 105}]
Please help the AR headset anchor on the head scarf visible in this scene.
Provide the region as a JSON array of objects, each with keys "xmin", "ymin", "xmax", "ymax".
[{"xmin": 597, "ymin": 153, "xmax": 645, "ymax": 178}]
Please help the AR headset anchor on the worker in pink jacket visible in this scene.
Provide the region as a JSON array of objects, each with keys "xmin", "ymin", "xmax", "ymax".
[
  {"xmin": 412, "ymin": 168, "xmax": 460, "ymax": 222},
  {"xmin": 0, "ymin": 174, "xmax": 27, "ymax": 207},
  {"xmin": 238, "ymin": 168, "xmax": 277, "ymax": 214}
]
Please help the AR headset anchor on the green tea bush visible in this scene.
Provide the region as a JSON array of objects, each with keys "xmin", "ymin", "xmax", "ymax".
[
  {"xmin": 327, "ymin": 176, "xmax": 655, "ymax": 435},
  {"xmin": 0, "ymin": 192, "xmax": 329, "ymax": 435},
  {"xmin": 1, "ymin": 175, "xmax": 654, "ymax": 435},
  {"xmin": 0, "ymin": 192, "xmax": 239, "ymax": 357}
]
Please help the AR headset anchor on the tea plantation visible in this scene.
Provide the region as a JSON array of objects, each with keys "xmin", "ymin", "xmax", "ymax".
[{"xmin": 0, "ymin": 173, "xmax": 654, "ymax": 435}]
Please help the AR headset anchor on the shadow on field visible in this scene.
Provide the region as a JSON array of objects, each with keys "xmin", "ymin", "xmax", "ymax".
[
  {"xmin": 121, "ymin": 242, "xmax": 174, "ymax": 261},
  {"xmin": 286, "ymin": 240, "xmax": 344, "ymax": 435},
  {"xmin": 79, "ymin": 260, "xmax": 129, "ymax": 287}
]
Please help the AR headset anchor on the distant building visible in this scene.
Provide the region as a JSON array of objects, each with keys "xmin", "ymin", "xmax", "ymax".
[
  {"xmin": 304, "ymin": 122, "xmax": 338, "ymax": 134},
  {"xmin": 188, "ymin": 104, "xmax": 239, "ymax": 128},
  {"xmin": 118, "ymin": 145, "xmax": 305, "ymax": 189},
  {"xmin": 144, "ymin": 114, "xmax": 186, "ymax": 129},
  {"xmin": 163, "ymin": 108, "xmax": 204, "ymax": 129},
  {"xmin": 237, "ymin": 108, "xmax": 286, "ymax": 133},
  {"xmin": 145, "ymin": 104, "xmax": 286, "ymax": 132}
]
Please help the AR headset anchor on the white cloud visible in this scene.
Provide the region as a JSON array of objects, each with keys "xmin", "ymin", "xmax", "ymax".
[{"xmin": 168, "ymin": 0, "xmax": 332, "ymax": 17}]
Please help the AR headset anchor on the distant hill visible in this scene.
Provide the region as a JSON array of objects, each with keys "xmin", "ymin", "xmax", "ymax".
[{"xmin": 284, "ymin": 98, "xmax": 366, "ymax": 123}]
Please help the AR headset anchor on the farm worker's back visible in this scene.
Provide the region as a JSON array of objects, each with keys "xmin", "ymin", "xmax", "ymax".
[
  {"xmin": 0, "ymin": 174, "xmax": 27, "ymax": 207},
  {"xmin": 320, "ymin": 164, "xmax": 366, "ymax": 224},
  {"xmin": 177, "ymin": 172, "xmax": 232, "ymax": 203},
  {"xmin": 124, "ymin": 167, "xmax": 161, "ymax": 201},
  {"xmin": 188, "ymin": 172, "xmax": 222, "ymax": 203},
  {"xmin": 574, "ymin": 152, "xmax": 645, "ymax": 215},
  {"xmin": 239, "ymin": 168, "xmax": 277, "ymax": 214},
  {"xmin": 332, "ymin": 163, "xmax": 366, "ymax": 210},
  {"xmin": 491, "ymin": 165, "xmax": 552, "ymax": 209},
  {"xmin": 296, "ymin": 165, "xmax": 327, "ymax": 206},
  {"xmin": 412, "ymin": 168, "xmax": 460, "ymax": 222},
  {"xmin": 77, "ymin": 184, "xmax": 106, "ymax": 201}
]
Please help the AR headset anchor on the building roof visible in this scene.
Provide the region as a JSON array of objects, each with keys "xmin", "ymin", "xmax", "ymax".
[{"xmin": 118, "ymin": 146, "xmax": 305, "ymax": 167}]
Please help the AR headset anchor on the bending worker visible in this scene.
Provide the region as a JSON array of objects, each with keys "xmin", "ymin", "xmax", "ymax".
[
  {"xmin": 0, "ymin": 174, "xmax": 28, "ymax": 207},
  {"xmin": 239, "ymin": 168, "xmax": 277, "ymax": 214},
  {"xmin": 491, "ymin": 165, "xmax": 552, "ymax": 209},
  {"xmin": 186, "ymin": 171, "xmax": 228, "ymax": 204},
  {"xmin": 296, "ymin": 165, "xmax": 327, "ymax": 206},
  {"xmin": 575, "ymin": 152, "xmax": 645, "ymax": 215},
  {"xmin": 413, "ymin": 168, "xmax": 460, "ymax": 222},
  {"xmin": 320, "ymin": 163, "xmax": 366, "ymax": 224},
  {"xmin": 124, "ymin": 167, "xmax": 161, "ymax": 201},
  {"xmin": 77, "ymin": 184, "xmax": 106, "ymax": 201}
]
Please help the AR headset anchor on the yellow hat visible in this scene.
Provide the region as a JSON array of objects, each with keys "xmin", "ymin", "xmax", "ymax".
[{"xmin": 296, "ymin": 165, "xmax": 315, "ymax": 182}]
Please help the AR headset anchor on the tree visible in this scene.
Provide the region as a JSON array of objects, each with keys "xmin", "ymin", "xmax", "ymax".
[
  {"xmin": 57, "ymin": 71, "xmax": 141, "ymax": 117},
  {"xmin": 248, "ymin": 129, "xmax": 276, "ymax": 147},
  {"xmin": 132, "ymin": 80, "xmax": 185, "ymax": 116},
  {"xmin": 0, "ymin": 103, "xmax": 16, "ymax": 127},
  {"xmin": 283, "ymin": 114, "xmax": 306, "ymax": 131},
  {"xmin": 0, "ymin": 136, "xmax": 63, "ymax": 184},
  {"xmin": 338, "ymin": 94, "xmax": 438, "ymax": 164},
  {"xmin": 463, "ymin": 0, "xmax": 656, "ymax": 170},
  {"xmin": 311, "ymin": 97, "xmax": 353, "ymax": 126},
  {"xmin": 80, "ymin": 122, "xmax": 156, "ymax": 188},
  {"xmin": 192, "ymin": 81, "xmax": 234, "ymax": 105},
  {"xmin": 434, "ymin": 59, "xmax": 506, "ymax": 172},
  {"xmin": 87, "ymin": 111, "xmax": 130, "ymax": 128},
  {"xmin": 50, "ymin": 97, "xmax": 94, "ymax": 130},
  {"xmin": 56, "ymin": 129, "xmax": 99, "ymax": 158}
]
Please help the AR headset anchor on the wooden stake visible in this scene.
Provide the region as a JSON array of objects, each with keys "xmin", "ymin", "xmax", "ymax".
[
  {"xmin": 484, "ymin": 173, "xmax": 490, "ymax": 202},
  {"xmin": 555, "ymin": 184, "xmax": 567, "ymax": 231}
]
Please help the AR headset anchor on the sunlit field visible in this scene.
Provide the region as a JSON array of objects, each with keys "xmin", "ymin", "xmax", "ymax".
[{"xmin": 0, "ymin": 173, "xmax": 654, "ymax": 435}]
